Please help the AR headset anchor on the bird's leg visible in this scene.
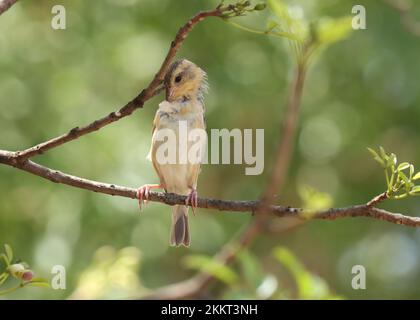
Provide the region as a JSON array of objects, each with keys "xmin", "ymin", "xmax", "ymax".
[
  {"xmin": 185, "ymin": 188, "xmax": 198, "ymax": 216},
  {"xmin": 137, "ymin": 184, "xmax": 162, "ymax": 210}
]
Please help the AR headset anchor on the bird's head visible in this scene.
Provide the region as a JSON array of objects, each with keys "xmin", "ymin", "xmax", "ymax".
[{"xmin": 164, "ymin": 59, "xmax": 207, "ymax": 103}]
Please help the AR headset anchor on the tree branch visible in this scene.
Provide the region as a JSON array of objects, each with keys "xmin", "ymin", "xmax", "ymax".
[
  {"xmin": 3, "ymin": 144, "xmax": 417, "ymax": 301},
  {"xmin": 0, "ymin": 0, "xmax": 18, "ymax": 16},
  {"xmin": 366, "ymin": 191, "xmax": 388, "ymax": 207},
  {"xmin": 0, "ymin": 150, "xmax": 418, "ymax": 227}
]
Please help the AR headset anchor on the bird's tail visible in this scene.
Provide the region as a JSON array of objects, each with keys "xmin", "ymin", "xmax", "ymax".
[{"xmin": 170, "ymin": 205, "xmax": 190, "ymax": 247}]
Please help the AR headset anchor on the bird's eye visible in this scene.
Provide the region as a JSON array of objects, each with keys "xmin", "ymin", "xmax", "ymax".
[{"xmin": 174, "ymin": 75, "xmax": 182, "ymax": 83}]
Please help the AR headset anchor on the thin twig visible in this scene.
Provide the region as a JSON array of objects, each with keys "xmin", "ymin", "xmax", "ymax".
[{"xmin": 367, "ymin": 191, "xmax": 388, "ymax": 207}]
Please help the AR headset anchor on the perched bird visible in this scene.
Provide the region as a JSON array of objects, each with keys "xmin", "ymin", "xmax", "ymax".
[{"xmin": 137, "ymin": 59, "xmax": 207, "ymax": 247}]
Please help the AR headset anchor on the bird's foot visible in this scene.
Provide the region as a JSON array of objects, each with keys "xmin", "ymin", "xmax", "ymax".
[
  {"xmin": 136, "ymin": 184, "xmax": 161, "ymax": 210},
  {"xmin": 185, "ymin": 188, "xmax": 198, "ymax": 216}
]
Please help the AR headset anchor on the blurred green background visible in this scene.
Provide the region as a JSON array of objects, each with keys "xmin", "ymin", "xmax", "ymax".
[{"xmin": 0, "ymin": 0, "xmax": 419, "ymax": 299}]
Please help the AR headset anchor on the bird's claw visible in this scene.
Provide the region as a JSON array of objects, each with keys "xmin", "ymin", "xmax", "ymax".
[
  {"xmin": 185, "ymin": 189, "xmax": 198, "ymax": 216},
  {"xmin": 136, "ymin": 184, "xmax": 161, "ymax": 211}
]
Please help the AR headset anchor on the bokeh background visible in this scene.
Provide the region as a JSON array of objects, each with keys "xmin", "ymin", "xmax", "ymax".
[{"xmin": 0, "ymin": 0, "xmax": 419, "ymax": 299}]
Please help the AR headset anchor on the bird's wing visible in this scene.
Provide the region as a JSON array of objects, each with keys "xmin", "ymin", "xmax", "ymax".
[
  {"xmin": 146, "ymin": 110, "xmax": 160, "ymax": 161},
  {"xmin": 149, "ymin": 109, "xmax": 169, "ymax": 189},
  {"xmin": 187, "ymin": 112, "xmax": 206, "ymax": 189}
]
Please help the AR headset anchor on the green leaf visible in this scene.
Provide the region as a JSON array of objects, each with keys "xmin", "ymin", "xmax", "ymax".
[
  {"xmin": 410, "ymin": 186, "xmax": 420, "ymax": 194},
  {"xmin": 367, "ymin": 147, "xmax": 385, "ymax": 167},
  {"xmin": 379, "ymin": 146, "xmax": 387, "ymax": 159},
  {"xmin": 26, "ymin": 281, "xmax": 51, "ymax": 288},
  {"xmin": 374, "ymin": 156, "xmax": 385, "ymax": 167},
  {"xmin": 267, "ymin": 0, "xmax": 293, "ymax": 27},
  {"xmin": 266, "ymin": 20, "xmax": 279, "ymax": 31},
  {"xmin": 273, "ymin": 247, "xmax": 331, "ymax": 299},
  {"xmin": 413, "ymin": 172, "xmax": 420, "ymax": 181},
  {"xmin": 398, "ymin": 171, "xmax": 409, "ymax": 184},
  {"xmin": 267, "ymin": 0, "xmax": 308, "ymax": 40},
  {"xmin": 367, "ymin": 147, "xmax": 379, "ymax": 159},
  {"xmin": 238, "ymin": 250, "xmax": 264, "ymax": 290},
  {"xmin": 254, "ymin": 3, "xmax": 267, "ymax": 11},
  {"xmin": 409, "ymin": 165, "xmax": 414, "ymax": 179},
  {"xmin": 389, "ymin": 153, "xmax": 397, "ymax": 167},
  {"xmin": 397, "ymin": 162, "xmax": 410, "ymax": 172},
  {"xmin": 4, "ymin": 244, "xmax": 13, "ymax": 262},
  {"xmin": 30, "ymin": 277, "xmax": 49, "ymax": 283},
  {"xmin": 298, "ymin": 185, "xmax": 333, "ymax": 210},
  {"xmin": 183, "ymin": 255, "xmax": 238, "ymax": 285},
  {"xmin": 0, "ymin": 254, "xmax": 9, "ymax": 268},
  {"xmin": 0, "ymin": 273, "xmax": 9, "ymax": 286},
  {"xmin": 315, "ymin": 16, "xmax": 353, "ymax": 45}
]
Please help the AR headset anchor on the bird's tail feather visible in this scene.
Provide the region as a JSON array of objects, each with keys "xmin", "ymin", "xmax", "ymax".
[{"xmin": 170, "ymin": 205, "xmax": 190, "ymax": 247}]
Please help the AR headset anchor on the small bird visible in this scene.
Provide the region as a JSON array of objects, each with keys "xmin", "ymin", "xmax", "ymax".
[{"xmin": 137, "ymin": 59, "xmax": 207, "ymax": 247}]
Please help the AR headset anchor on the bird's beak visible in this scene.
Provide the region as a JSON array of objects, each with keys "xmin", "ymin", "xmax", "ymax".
[{"xmin": 166, "ymin": 88, "xmax": 174, "ymax": 102}]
